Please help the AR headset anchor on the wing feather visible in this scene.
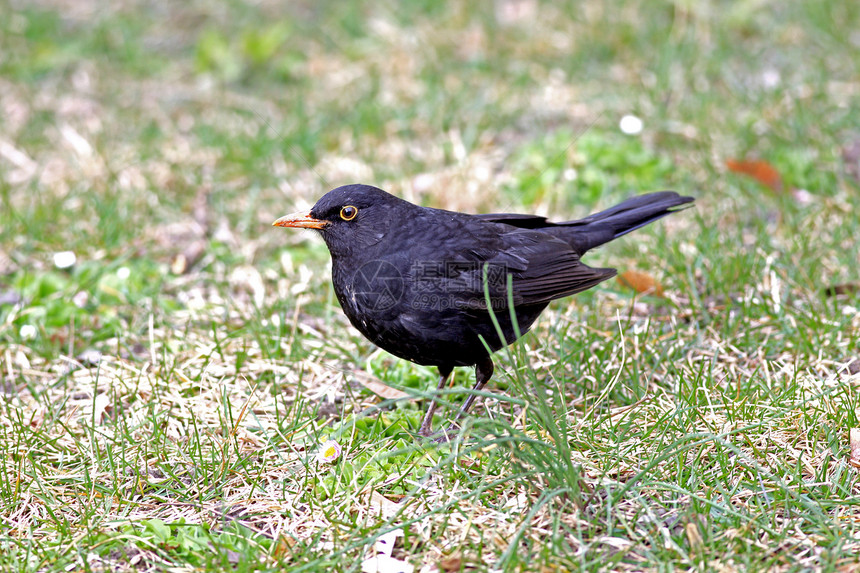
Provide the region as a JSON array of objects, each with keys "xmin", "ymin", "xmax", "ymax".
[{"xmin": 427, "ymin": 227, "xmax": 615, "ymax": 308}]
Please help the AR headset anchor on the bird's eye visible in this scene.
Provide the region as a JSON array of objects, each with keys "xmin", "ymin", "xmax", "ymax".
[{"xmin": 340, "ymin": 206, "xmax": 358, "ymax": 221}]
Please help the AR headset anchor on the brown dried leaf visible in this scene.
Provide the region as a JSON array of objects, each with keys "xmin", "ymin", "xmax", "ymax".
[
  {"xmin": 836, "ymin": 560, "xmax": 860, "ymax": 573},
  {"xmin": 685, "ymin": 522, "xmax": 704, "ymax": 549},
  {"xmin": 372, "ymin": 529, "xmax": 401, "ymax": 558},
  {"xmin": 726, "ymin": 158, "xmax": 784, "ymax": 192},
  {"xmin": 439, "ymin": 552, "xmax": 463, "ymax": 572},
  {"xmin": 369, "ymin": 491, "xmax": 400, "ymax": 518},
  {"xmin": 842, "ymin": 359, "xmax": 860, "ymax": 376},
  {"xmin": 170, "ymin": 239, "xmax": 206, "ymax": 275},
  {"xmin": 617, "ymin": 269, "xmax": 664, "ymax": 297},
  {"xmin": 825, "ymin": 283, "xmax": 860, "ymax": 297},
  {"xmin": 272, "ymin": 536, "xmax": 296, "ymax": 559},
  {"xmin": 360, "ymin": 554, "xmax": 412, "ymax": 573},
  {"xmin": 353, "ymin": 372, "xmax": 411, "ymax": 401},
  {"xmin": 842, "ymin": 139, "xmax": 860, "ymax": 184},
  {"xmin": 91, "ymin": 393, "xmax": 111, "ymax": 424}
]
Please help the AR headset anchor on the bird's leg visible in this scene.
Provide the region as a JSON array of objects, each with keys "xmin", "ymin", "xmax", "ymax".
[
  {"xmin": 433, "ymin": 357, "xmax": 495, "ymax": 442},
  {"xmin": 418, "ymin": 365, "xmax": 453, "ymax": 437},
  {"xmin": 457, "ymin": 357, "xmax": 494, "ymax": 420}
]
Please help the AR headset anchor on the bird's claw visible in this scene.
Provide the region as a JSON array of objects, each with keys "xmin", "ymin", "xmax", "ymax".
[{"xmin": 418, "ymin": 424, "xmax": 460, "ymax": 443}]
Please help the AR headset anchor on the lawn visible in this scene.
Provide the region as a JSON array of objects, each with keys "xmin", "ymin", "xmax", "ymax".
[{"xmin": 1, "ymin": 0, "xmax": 859, "ymax": 571}]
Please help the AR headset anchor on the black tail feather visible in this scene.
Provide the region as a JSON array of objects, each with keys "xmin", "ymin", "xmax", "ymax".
[
  {"xmin": 476, "ymin": 191, "xmax": 695, "ymax": 253},
  {"xmin": 558, "ymin": 191, "xmax": 694, "ymax": 252}
]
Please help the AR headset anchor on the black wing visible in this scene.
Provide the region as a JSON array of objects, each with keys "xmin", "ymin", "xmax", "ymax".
[
  {"xmin": 489, "ymin": 230, "xmax": 615, "ymax": 305},
  {"xmin": 432, "ymin": 227, "xmax": 615, "ymax": 310}
]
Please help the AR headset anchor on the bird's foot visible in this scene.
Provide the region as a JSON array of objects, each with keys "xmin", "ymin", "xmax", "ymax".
[
  {"xmin": 420, "ymin": 424, "xmax": 461, "ymax": 444},
  {"xmin": 432, "ymin": 431, "xmax": 453, "ymax": 444},
  {"xmin": 417, "ymin": 419, "xmax": 435, "ymax": 438}
]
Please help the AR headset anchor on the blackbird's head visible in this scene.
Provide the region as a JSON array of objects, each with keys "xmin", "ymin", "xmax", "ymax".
[{"xmin": 273, "ymin": 184, "xmax": 410, "ymax": 258}]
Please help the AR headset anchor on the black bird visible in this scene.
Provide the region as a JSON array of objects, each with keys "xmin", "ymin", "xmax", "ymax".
[{"xmin": 274, "ymin": 184, "xmax": 693, "ymax": 438}]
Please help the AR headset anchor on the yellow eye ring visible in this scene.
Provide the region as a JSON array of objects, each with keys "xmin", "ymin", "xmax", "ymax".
[{"xmin": 340, "ymin": 205, "xmax": 358, "ymax": 221}]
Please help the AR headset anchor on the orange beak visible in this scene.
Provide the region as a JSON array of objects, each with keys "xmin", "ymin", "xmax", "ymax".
[{"xmin": 272, "ymin": 212, "xmax": 329, "ymax": 230}]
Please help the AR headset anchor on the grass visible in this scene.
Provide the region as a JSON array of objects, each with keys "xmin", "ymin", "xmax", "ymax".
[{"xmin": 1, "ymin": 0, "xmax": 859, "ymax": 570}]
